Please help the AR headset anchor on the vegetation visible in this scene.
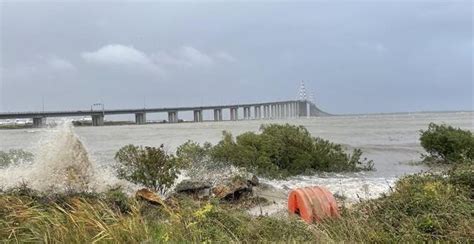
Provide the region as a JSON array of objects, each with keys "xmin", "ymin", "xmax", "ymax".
[
  {"xmin": 1, "ymin": 122, "xmax": 472, "ymax": 242},
  {"xmin": 1, "ymin": 160, "xmax": 472, "ymax": 243},
  {"xmin": 115, "ymin": 144, "xmax": 180, "ymax": 194},
  {"xmin": 0, "ymin": 186, "xmax": 320, "ymax": 243},
  {"xmin": 0, "ymin": 149, "xmax": 34, "ymax": 168},
  {"xmin": 179, "ymin": 124, "xmax": 373, "ymax": 178},
  {"xmin": 420, "ymin": 123, "xmax": 474, "ymax": 163},
  {"xmin": 317, "ymin": 163, "xmax": 473, "ymax": 242}
]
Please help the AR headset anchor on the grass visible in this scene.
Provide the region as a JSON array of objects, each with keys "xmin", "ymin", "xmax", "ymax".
[
  {"xmin": 1, "ymin": 161, "xmax": 472, "ymax": 243},
  {"xmin": 2, "ymin": 166, "xmax": 473, "ymax": 243},
  {"xmin": 317, "ymin": 167, "xmax": 474, "ymax": 242},
  {"xmin": 0, "ymin": 187, "xmax": 321, "ymax": 243}
]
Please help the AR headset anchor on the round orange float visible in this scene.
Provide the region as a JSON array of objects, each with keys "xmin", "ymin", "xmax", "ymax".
[{"xmin": 287, "ymin": 186, "xmax": 340, "ymax": 223}]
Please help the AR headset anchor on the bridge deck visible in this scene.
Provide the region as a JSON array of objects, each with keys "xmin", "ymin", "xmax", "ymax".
[{"xmin": 0, "ymin": 100, "xmax": 321, "ymax": 119}]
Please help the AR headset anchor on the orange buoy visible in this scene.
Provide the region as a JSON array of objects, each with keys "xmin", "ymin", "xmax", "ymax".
[{"xmin": 288, "ymin": 186, "xmax": 339, "ymax": 223}]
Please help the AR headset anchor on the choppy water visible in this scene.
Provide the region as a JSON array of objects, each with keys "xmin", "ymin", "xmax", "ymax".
[{"xmin": 0, "ymin": 111, "xmax": 472, "ymax": 201}]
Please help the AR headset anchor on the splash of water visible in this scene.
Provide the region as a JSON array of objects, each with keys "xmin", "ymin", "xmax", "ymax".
[{"xmin": 0, "ymin": 120, "xmax": 131, "ymax": 193}]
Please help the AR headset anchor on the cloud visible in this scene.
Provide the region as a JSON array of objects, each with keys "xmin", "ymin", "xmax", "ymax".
[
  {"xmin": 178, "ymin": 46, "xmax": 214, "ymax": 66},
  {"xmin": 3, "ymin": 56, "xmax": 76, "ymax": 81},
  {"xmin": 47, "ymin": 57, "xmax": 76, "ymax": 71},
  {"xmin": 82, "ymin": 44, "xmax": 161, "ymax": 73},
  {"xmin": 81, "ymin": 44, "xmax": 233, "ymax": 73},
  {"xmin": 152, "ymin": 46, "xmax": 235, "ymax": 68},
  {"xmin": 215, "ymin": 51, "xmax": 237, "ymax": 62}
]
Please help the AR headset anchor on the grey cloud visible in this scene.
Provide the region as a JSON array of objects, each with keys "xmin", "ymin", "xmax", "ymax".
[
  {"xmin": 81, "ymin": 44, "xmax": 162, "ymax": 74},
  {"xmin": 0, "ymin": 1, "xmax": 472, "ymax": 113}
]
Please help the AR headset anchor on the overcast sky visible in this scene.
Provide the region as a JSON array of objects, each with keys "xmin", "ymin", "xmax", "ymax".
[{"xmin": 0, "ymin": 0, "xmax": 472, "ymax": 114}]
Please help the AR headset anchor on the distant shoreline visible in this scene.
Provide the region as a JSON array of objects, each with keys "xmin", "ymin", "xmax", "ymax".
[{"xmin": 335, "ymin": 110, "xmax": 473, "ymax": 117}]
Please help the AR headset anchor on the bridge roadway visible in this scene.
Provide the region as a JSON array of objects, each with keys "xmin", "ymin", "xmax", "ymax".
[{"xmin": 0, "ymin": 99, "xmax": 328, "ymax": 127}]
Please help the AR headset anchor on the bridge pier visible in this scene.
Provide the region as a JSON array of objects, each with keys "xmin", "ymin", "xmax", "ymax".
[
  {"xmin": 243, "ymin": 107, "xmax": 251, "ymax": 120},
  {"xmin": 277, "ymin": 104, "xmax": 281, "ymax": 119},
  {"xmin": 168, "ymin": 111, "xmax": 179, "ymax": 123},
  {"xmin": 290, "ymin": 102, "xmax": 295, "ymax": 118},
  {"xmin": 193, "ymin": 110, "xmax": 203, "ymax": 122},
  {"xmin": 281, "ymin": 104, "xmax": 286, "ymax": 118},
  {"xmin": 230, "ymin": 107, "xmax": 238, "ymax": 121},
  {"xmin": 135, "ymin": 112, "xmax": 146, "ymax": 124},
  {"xmin": 213, "ymin": 109, "xmax": 223, "ymax": 121},
  {"xmin": 297, "ymin": 100, "xmax": 308, "ymax": 117},
  {"xmin": 32, "ymin": 117, "xmax": 46, "ymax": 128},
  {"xmin": 254, "ymin": 106, "xmax": 261, "ymax": 119},
  {"xmin": 92, "ymin": 114, "xmax": 104, "ymax": 126}
]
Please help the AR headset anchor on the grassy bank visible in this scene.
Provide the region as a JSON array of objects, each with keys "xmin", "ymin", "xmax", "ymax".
[{"xmin": 1, "ymin": 162, "xmax": 472, "ymax": 243}]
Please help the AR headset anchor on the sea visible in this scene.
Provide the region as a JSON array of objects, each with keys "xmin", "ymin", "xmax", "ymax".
[{"xmin": 0, "ymin": 111, "xmax": 472, "ymax": 201}]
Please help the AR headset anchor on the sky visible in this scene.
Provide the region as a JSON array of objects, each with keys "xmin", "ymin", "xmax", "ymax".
[{"xmin": 0, "ymin": 0, "xmax": 472, "ymax": 115}]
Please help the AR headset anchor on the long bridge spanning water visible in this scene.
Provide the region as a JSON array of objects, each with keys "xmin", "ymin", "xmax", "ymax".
[{"xmin": 0, "ymin": 100, "xmax": 328, "ymax": 127}]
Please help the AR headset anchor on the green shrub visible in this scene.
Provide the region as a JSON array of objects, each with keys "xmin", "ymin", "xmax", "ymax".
[
  {"xmin": 0, "ymin": 149, "xmax": 34, "ymax": 168},
  {"xmin": 114, "ymin": 144, "xmax": 179, "ymax": 194},
  {"xmin": 209, "ymin": 124, "xmax": 373, "ymax": 178},
  {"xmin": 447, "ymin": 162, "xmax": 474, "ymax": 197},
  {"xmin": 319, "ymin": 169, "xmax": 474, "ymax": 242},
  {"xmin": 175, "ymin": 140, "xmax": 213, "ymax": 169},
  {"xmin": 420, "ymin": 123, "xmax": 474, "ymax": 163}
]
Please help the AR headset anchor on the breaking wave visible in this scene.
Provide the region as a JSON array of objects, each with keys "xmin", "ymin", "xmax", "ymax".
[{"xmin": 0, "ymin": 120, "xmax": 132, "ymax": 193}]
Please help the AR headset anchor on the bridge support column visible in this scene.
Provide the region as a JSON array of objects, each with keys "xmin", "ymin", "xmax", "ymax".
[
  {"xmin": 32, "ymin": 117, "xmax": 46, "ymax": 128},
  {"xmin": 254, "ymin": 106, "xmax": 261, "ymax": 119},
  {"xmin": 193, "ymin": 110, "xmax": 203, "ymax": 122},
  {"xmin": 92, "ymin": 114, "xmax": 104, "ymax": 126},
  {"xmin": 297, "ymin": 101, "xmax": 308, "ymax": 117},
  {"xmin": 230, "ymin": 107, "xmax": 238, "ymax": 121},
  {"xmin": 293, "ymin": 102, "xmax": 298, "ymax": 118},
  {"xmin": 168, "ymin": 111, "xmax": 178, "ymax": 123},
  {"xmin": 263, "ymin": 105, "xmax": 268, "ymax": 119},
  {"xmin": 287, "ymin": 103, "xmax": 292, "ymax": 118},
  {"xmin": 289, "ymin": 103, "xmax": 295, "ymax": 118},
  {"xmin": 213, "ymin": 109, "xmax": 222, "ymax": 121},
  {"xmin": 281, "ymin": 104, "xmax": 286, "ymax": 118},
  {"xmin": 243, "ymin": 107, "xmax": 251, "ymax": 120},
  {"xmin": 135, "ymin": 112, "xmax": 146, "ymax": 124},
  {"xmin": 276, "ymin": 104, "xmax": 281, "ymax": 119}
]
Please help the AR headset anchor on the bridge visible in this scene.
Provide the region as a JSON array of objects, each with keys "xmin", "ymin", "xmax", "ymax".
[{"xmin": 0, "ymin": 100, "xmax": 328, "ymax": 127}]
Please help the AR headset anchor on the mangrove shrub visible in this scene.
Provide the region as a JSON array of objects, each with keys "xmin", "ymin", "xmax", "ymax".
[
  {"xmin": 114, "ymin": 144, "xmax": 179, "ymax": 194},
  {"xmin": 181, "ymin": 124, "xmax": 373, "ymax": 178},
  {"xmin": 420, "ymin": 123, "xmax": 474, "ymax": 163}
]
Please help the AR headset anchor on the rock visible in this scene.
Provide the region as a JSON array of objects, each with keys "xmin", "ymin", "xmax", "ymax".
[
  {"xmin": 135, "ymin": 188, "xmax": 161, "ymax": 205},
  {"xmin": 248, "ymin": 175, "xmax": 259, "ymax": 186},
  {"xmin": 212, "ymin": 176, "xmax": 253, "ymax": 200},
  {"xmin": 175, "ymin": 180, "xmax": 212, "ymax": 192},
  {"xmin": 175, "ymin": 180, "xmax": 212, "ymax": 199}
]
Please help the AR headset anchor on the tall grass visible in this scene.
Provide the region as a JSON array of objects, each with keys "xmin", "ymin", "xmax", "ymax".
[
  {"xmin": 0, "ymin": 195, "xmax": 149, "ymax": 243},
  {"xmin": 1, "ymin": 162, "xmax": 472, "ymax": 242}
]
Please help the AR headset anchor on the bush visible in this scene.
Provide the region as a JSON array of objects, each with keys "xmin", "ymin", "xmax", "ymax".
[
  {"xmin": 0, "ymin": 149, "xmax": 34, "ymax": 168},
  {"xmin": 420, "ymin": 123, "xmax": 474, "ymax": 163},
  {"xmin": 114, "ymin": 144, "xmax": 179, "ymax": 194},
  {"xmin": 447, "ymin": 163, "xmax": 474, "ymax": 196},
  {"xmin": 319, "ymin": 168, "xmax": 474, "ymax": 242},
  {"xmin": 209, "ymin": 124, "xmax": 373, "ymax": 178}
]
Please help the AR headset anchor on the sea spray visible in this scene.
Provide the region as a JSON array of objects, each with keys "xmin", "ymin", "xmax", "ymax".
[
  {"xmin": 0, "ymin": 120, "xmax": 134, "ymax": 193},
  {"xmin": 29, "ymin": 121, "xmax": 92, "ymax": 191}
]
